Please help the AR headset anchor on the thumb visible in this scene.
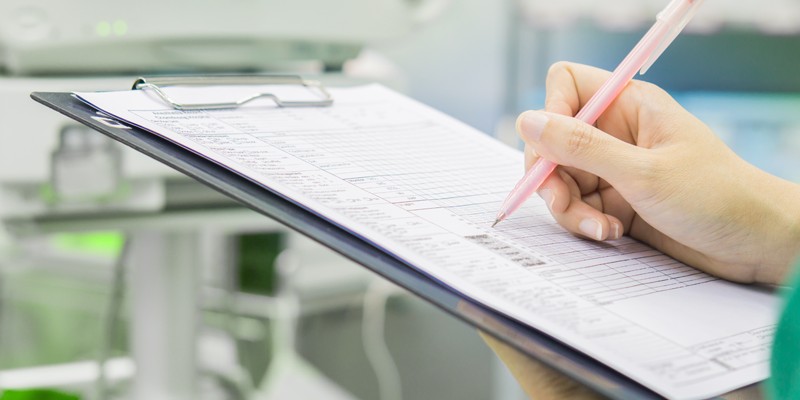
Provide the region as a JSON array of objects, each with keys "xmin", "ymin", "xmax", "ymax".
[{"xmin": 516, "ymin": 111, "xmax": 645, "ymax": 183}]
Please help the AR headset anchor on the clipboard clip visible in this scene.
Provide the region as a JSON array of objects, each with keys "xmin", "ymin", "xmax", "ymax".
[{"xmin": 132, "ymin": 75, "xmax": 334, "ymax": 110}]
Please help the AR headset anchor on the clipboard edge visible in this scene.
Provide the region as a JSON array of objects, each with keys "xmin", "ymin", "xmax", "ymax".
[{"xmin": 30, "ymin": 91, "xmax": 665, "ymax": 400}]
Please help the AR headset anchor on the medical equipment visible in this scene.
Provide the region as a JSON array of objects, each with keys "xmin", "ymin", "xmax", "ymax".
[
  {"xmin": 0, "ymin": 0, "xmax": 442, "ymax": 219},
  {"xmin": 0, "ymin": 0, "xmax": 424, "ymax": 74},
  {"xmin": 0, "ymin": 2, "xmax": 460, "ymax": 400}
]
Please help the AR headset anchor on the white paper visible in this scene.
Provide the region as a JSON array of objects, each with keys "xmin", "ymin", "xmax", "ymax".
[{"xmin": 76, "ymin": 84, "xmax": 779, "ymax": 399}]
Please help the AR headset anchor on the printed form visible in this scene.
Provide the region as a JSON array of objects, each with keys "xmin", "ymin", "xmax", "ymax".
[{"xmin": 77, "ymin": 84, "xmax": 779, "ymax": 399}]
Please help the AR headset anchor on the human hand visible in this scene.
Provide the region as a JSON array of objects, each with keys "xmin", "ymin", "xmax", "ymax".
[
  {"xmin": 480, "ymin": 331, "xmax": 764, "ymax": 400},
  {"xmin": 518, "ymin": 62, "xmax": 800, "ymax": 285},
  {"xmin": 479, "ymin": 332, "xmax": 603, "ymax": 400}
]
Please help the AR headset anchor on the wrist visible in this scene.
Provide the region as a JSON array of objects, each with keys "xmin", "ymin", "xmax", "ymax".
[
  {"xmin": 783, "ymin": 185, "xmax": 800, "ymax": 279},
  {"xmin": 754, "ymin": 175, "xmax": 800, "ymax": 285}
]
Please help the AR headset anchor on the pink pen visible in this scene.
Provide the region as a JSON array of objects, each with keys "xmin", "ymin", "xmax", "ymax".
[{"xmin": 493, "ymin": 0, "xmax": 705, "ymax": 227}]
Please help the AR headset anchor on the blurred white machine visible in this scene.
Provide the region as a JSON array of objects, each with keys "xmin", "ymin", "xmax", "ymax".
[
  {"xmin": 0, "ymin": 0, "xmax": 421, "ymax": 74},
  {"xmin": 0, "ymin": 2, "xmax": 446, "ymax": 399},
  {"xmin": 0, "ymin": 0, "xmax": 444, "ymax": 220},
  {"xmin": 519, "ymin": 0, "xmax": 800, "ymax": 33}
]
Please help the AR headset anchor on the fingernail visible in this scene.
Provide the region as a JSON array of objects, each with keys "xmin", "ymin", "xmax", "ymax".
[
  {"xmin": 579, "ymin": 218, "xmax": 603, "ymax": 241},
  {"xmin": 518, "ymin": 112, "xmax": 548, "ymax": 142},
  {"xmin": 611, "ymin": 222, "xmax": 621, "ymax": 240},
  {"xmin": 539, "ymin": 189, "xmax": 555, "ymax": 211}
]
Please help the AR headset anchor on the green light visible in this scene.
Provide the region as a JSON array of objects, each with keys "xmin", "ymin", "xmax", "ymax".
[
  {"xmin": 113, "ymin": 20, "xmax": 128, "ymax": 36},
  {"xmin": 54, "ymin": 231, "xmax": 125, "ymax": 256},
  {"xmin": 0, "ymin": 389, "xmax": 80, "ymax": 400},
  {"xmin": 95, "ymin": 21, "xmax": 111, "ymax": 37}
]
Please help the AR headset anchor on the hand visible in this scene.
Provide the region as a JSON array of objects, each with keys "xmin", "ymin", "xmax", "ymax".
[
  {"xmin": 479, "ymin": 332, "xmax": 602, "ymax": 400},
  {"xmin": 480, "ymin": 332, "xmax": 764, "ymax": 400},
  {"xmin": 517, "ymin": 62, "xmax": 800, "ymax": 285}
]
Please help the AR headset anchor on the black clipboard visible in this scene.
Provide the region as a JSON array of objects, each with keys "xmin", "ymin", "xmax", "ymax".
[{"xmin": 31, "ymin": 90, "xmax": 665, "ymax": 400}]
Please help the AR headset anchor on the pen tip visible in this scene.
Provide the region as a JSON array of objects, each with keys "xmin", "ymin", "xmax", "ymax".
[{"xmin": 492, "ymin": 212, "xmax": 506, "ymax": 228}]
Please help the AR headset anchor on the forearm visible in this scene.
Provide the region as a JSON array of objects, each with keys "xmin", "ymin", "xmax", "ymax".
[
  {"xmin": 769, "ymin": 180, "xmax": 800, "ymax": 284},
  {"xmin": 746, "ymin": 167, "xmax": 800, "ymax": 285}
]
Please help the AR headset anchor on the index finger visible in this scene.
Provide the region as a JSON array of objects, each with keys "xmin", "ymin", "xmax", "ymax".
[
  {"xmin": 545, "ymin": 62, "xmax": 614, "ymax": 116},
  {"xmin": 544, "ymin": 62, "xmax": 647, "ymax": 145}
]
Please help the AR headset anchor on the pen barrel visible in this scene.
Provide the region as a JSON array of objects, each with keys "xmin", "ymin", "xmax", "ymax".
[
  {"xmin": 575, "ymin": 19, "xmax": 672, "ymax": 125},
  {"xmin": 499, "ymin": 158, "xmax": 558, "ymax": 218},
  {"xmin": 496, "ymin": 10, "xmax": 679, "ymax": 223}
]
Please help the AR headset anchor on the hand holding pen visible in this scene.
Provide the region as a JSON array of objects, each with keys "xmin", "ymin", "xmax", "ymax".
[{"xmin": 493, "ymin": 0, "xmax": 705, "ymax": 227}]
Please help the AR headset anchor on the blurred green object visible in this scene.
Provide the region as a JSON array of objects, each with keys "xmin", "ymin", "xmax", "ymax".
[
  {"xmin": 768, "ymin": 258, "xmax": 800, "ymax": 399},
  {"xmin": 0, "ymin": 389, "xmax": 80, "ymax": 400},
  {"xmin": 0, "ymin": 231, "xmax": 127, "ymax": 370},
  {"xmin": 237, "ymin": 232, "xmax": 284, "ymax": 296},
  {"xmin": 53, "ymin": 231, "xmax": 124, "ymax": 257}
]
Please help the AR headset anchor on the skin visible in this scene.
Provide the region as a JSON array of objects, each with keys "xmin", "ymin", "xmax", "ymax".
[
  {"xmin": 520, "ymin": 62, "xmax": 800, "ymax": 285},
  {"xmin": 485, "ymin": 61, "xmax": 800, "ymax": 399},
  {"xmin": 480, "ymin": 332, "xmax": 604, "ymax": 400}
]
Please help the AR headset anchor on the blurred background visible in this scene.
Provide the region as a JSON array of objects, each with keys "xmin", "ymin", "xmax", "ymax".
[{"xmin": 0, "ymin": 0, "xmax": 798, "ymax": 399}]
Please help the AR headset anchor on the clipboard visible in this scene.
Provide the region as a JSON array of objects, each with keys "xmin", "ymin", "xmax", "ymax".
[{"xmin": 31, "ymin": 77, "xmax": 665, "ymax": 400}]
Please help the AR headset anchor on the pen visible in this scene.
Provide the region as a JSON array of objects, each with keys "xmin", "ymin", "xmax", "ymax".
[{"xmin": 493, "ymin": 0, "xmax": 704, "ymax": 227}]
